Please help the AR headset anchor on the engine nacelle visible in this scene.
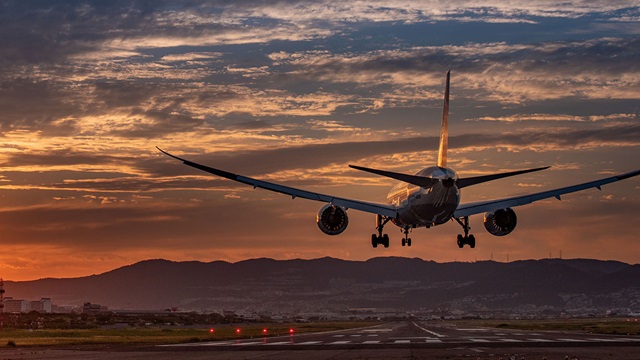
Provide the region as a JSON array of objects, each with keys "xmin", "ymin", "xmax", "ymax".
[
  {"xmin": 316, "ymin": 204, "xmax": 349, "ymax": 235},
  {"xmin": 483, "ymin": 208, "xmax": 517, "ymax": 236}
]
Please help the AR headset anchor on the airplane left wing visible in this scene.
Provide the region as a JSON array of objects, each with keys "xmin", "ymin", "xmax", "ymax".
[
  {"xmin": 157, "ymin": 147, "xmax": 398, "ymax": 218},
  {"xmin": 454, "ymin": 169, "xmax": 640, "ymax": 218}
]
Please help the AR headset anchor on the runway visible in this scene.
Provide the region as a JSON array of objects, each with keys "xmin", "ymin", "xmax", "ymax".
[
  {"xmin": 161, "ymin": 320, "xmax": 640, "ymax": 350},
  {"xmin": 3, "ymin": 321, "xmax": 639, "ymax": 359}
]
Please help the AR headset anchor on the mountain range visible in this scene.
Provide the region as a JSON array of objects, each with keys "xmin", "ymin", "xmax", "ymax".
[{"xmin": 4, "ymin": 257, "xmax": 640, "ymax": 315}]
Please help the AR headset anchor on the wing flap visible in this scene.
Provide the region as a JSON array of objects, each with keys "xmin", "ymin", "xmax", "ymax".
[{"xmin": 454, "ymin": 169, "xmax": 640, "ymax": 218}]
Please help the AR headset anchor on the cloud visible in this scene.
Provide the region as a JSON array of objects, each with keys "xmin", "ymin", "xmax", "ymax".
[
  {"xmin": 0, "ymin": 1, "xmax": 638, "ymax": 280},
  {"xmin": 467, "ymin": 113, "xmax": 637, "ymax": 122},
  {"xmin": 272, "ymin": 38, "xmax": 640, "ymax": 102}
]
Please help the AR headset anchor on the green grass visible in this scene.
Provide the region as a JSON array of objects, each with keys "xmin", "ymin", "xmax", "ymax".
[
  {"xmin": 453, "ymin": 318, "xmax": 640, "ymax": 336},
  {"xmin": 0, "ymin": 321, "xmax": 376, "ymax": 347}
]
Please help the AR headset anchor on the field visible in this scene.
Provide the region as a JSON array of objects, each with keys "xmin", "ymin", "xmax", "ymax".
[
  {"xmin": 456, "ymin": 317, "xmax": 640, "ymax": 336},
  {"xmin": 0, "ymin": 322, "xmax": 374, "ymax": 347}
]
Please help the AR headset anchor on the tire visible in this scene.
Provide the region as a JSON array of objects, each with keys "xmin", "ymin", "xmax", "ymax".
[
  {"xmin": 407, "ymin": 238, "xmax": 412, "ymax": 247},
  {"xmin": 457, "ymin": 234, "xmax": 464, "ymax": 248},
  {"xmin": 402, "ymin": 239, "xmax": 406, "ymax": 246},
  {"xmin": 383, "ymin": 234, "xmax": 389, "ymax": 248},
  {"xmin": 371, "ymin": 234, "xmax": 378, "ymax": 248},
  {"xmin": 469, "ymin": 235, "xmax": 476, "ymax": 249}
]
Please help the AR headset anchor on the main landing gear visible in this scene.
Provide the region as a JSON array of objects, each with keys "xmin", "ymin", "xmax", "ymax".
[
  {"xmin": 454, "ymin": 216, "xmax": 475, "ymax": 248},
  {"xmin": 371, "ymin": 214, "xmax": 391, "ymax": 248},
  {"xmin": 401, "ymin": 227, "xmax": 412, "ymax": 247}
]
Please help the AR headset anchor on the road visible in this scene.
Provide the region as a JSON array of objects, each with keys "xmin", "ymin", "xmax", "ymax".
[{"xmin": 3, "ymin": 321, "xmax": 639, "ymax": 359}]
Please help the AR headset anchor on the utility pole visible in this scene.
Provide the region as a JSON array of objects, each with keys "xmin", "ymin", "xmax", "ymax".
[{"xmin": 0, "ymin": 278, "xmax": 4, "ymax": 331}]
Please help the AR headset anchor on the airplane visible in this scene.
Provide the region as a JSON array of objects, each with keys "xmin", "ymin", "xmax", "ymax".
[{"xmin": 157, "ymin": 71, "xmax": 640, "ymax": 249}]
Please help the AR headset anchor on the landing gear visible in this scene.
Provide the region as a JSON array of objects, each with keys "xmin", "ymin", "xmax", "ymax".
[
  {"xmin": 372, "ymin": 233, "xmax": 389, "ymax": 248},
  {"xmin": 454, "ymin": 216, "xmax": 476, "ymax": 248},
  {"xmin": 372, "ymin": 215, "xmax": 391, "ymax": 248},
  {"xmin": 401, "ymin": 227, "xmax": 412, "ymax": 247}
]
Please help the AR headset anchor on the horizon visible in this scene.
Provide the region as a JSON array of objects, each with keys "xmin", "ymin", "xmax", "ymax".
[
  {"xmin": 4, "ymin": 255, "xmax": 637, "ymax": 282},
  {"xmin": 0, "ymin": 1, "xmax": 639, "ymax": 281}
]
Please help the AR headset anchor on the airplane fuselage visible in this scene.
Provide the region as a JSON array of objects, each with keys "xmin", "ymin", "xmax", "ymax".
[{"xmin": 387, "ymin": 166, "xmax": 460, "ymax": 228}]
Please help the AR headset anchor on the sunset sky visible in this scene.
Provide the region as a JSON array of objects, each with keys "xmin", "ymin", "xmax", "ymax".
[{"xmin": 0, "ymin": 1, "xmax": 639, "ymax": 281}]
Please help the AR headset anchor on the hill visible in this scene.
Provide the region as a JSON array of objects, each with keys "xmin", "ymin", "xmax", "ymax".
[{"xmin": 4, "ymin": 257, "xmax": 639, "ymax": 315}]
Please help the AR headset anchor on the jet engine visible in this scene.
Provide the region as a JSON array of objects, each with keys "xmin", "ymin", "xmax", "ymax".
[
  {"xmin": 316, "ymin": 204, "xmax": 349, "ymax": 235},
  {"xmin": 483, "ymin": 208, "xmax": 517, "ymax": 236}
]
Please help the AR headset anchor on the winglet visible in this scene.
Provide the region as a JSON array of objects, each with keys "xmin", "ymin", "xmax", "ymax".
[{"xmin": 437, "ymin": 70, "xmax": 450, "ymax": 168}]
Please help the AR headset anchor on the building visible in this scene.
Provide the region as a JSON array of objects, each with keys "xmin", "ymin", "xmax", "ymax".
[
  {"xmin": 82, "ymin": 302, "xmax": 108, "ymax": 314},
  {"xmin": 2, "ymin": 297, "xmax": 52, "ymax": 313}
]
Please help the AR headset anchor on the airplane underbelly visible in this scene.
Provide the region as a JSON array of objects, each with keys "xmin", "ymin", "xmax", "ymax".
[{"xmin": 393, "ymin": 186, "xmax": 460, "ymax": 228}]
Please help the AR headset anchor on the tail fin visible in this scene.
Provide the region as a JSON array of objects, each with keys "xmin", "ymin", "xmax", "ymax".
[{"xmin": 437, "ymin": 70, "xmax": 450, "ymax": 168}]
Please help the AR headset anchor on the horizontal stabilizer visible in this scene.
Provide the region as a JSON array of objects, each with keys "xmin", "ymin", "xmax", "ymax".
[
  {"xmin": 457, "ymin": 166, "xmax": 550, "ymax": 189},
  {"xmin": 349, "ymin": 165, "xmax": 439, "ymax": 188}
]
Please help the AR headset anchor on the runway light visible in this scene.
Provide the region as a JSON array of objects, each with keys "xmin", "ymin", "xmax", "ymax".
[
  {"xmin": 209, "ymin": 328, "xmax": 215, "ymax": 333},
  {"xmin": 236, "ymin": 328, "xmax": 241, "ymax": 334},
  {"xmin": 262, "ymin": 328, "xmax": 268, "ymax": 334},
  {"xmin": 289, "ymin": 328, "xmax": 294, "ymax": 334}
]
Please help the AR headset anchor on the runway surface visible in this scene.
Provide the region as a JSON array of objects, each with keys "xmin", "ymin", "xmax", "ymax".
[
  {"xmin": 3, "ymin": 321, "xmax": 639, "ymax": 359},
  {"xmin": 160, "ymin": 320, "xmax": 640, "ymax": 350}
]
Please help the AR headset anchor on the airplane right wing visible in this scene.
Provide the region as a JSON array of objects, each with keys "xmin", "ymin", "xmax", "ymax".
[
  {"xmin": 454, "ymin": 169, "xmax": 640, "ymax": 218},
  {"xmin": 157, "ymin": 147, "xmax": 399, "ymax": 218}
]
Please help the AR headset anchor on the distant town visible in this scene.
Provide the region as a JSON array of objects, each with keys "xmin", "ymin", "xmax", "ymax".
[{"xmin": 2, "ymin": 257, "xmax": 639, "ymax": 328}]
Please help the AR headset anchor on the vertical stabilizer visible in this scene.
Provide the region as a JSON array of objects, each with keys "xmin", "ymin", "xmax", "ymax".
[{"xmin": 437, "ymin": 70, "xmax": 450, "ymax": 168}]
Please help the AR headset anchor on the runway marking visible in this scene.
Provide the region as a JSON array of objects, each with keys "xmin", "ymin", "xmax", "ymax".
[
  {"xmin": 367, "ymin": 334, "xmax": 379, "ymax": 337},
  {"xmin": 329, "ymin": 340, "xmax": 351, "ymax": 345},
  {"xmin": 425, "ymin": 339, "xmax": 443, "ymax": 343},
  {"xmin": 232, "ymin": 341, "xmax": 262, "ymax": 346},
  {"xmin": 362, "ymin": 340, "xmax": 381, "ymax": 344},
  {"xmin": 350, "ymin": 334, "xmax": 362, "ymax": 337},
  {"xmin": 458, "ymin": 328, "xmax": 489, "ymax": 331},
  {"xmin": 617, "ymin": 338, "xmax": 640, "ymax": 342},
  {"xmin": 411, "ymin": 321, "xmax": 445, "ymax": 337},
  {"xmin": 394, "ymin": 340, "xmax": 411, "ymax": 344},
  {"xmin": 265, "ymin": 341, "xmax": 292, "ymax": 346},
  {"xmin": 589, "ymin": 338, "xmax": 620, "ymax": 342},
  {"xmin": 469, "ymin": 338, "xmax": 490, "ymax": 342},
  {"xmin": 527, "ymin": 338, "xmax": 554, "ymax": 342},
  {"xmin": 557, "ymin": 338, "xmax": 586, "ymax": 342},
  {"xmin": 194, "ymin": 341, "xmax": 234, "ymax": 346},
  {"xmin": 362, "ymin": 328, "xmax": 393, "ymax": 332},
  {"xmin": 295, "ymin": 341, "xmax": 322, "ymax": 345},
  {"xmin": 332, "ymin": 334, "xmax": 345, "ymax": 337}
]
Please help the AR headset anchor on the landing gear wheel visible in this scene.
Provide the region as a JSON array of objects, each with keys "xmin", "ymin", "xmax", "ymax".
[
  {"xmin": 373, "ymin": 215, "xmax": 391, "ymax": 248},
  {"xmin": 401, "ymin": 227, "xmax": 412, "ymax": 247},
  {"xmin": 455, "ymin": 217, "xmax": 476, "ymax": 249}
]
